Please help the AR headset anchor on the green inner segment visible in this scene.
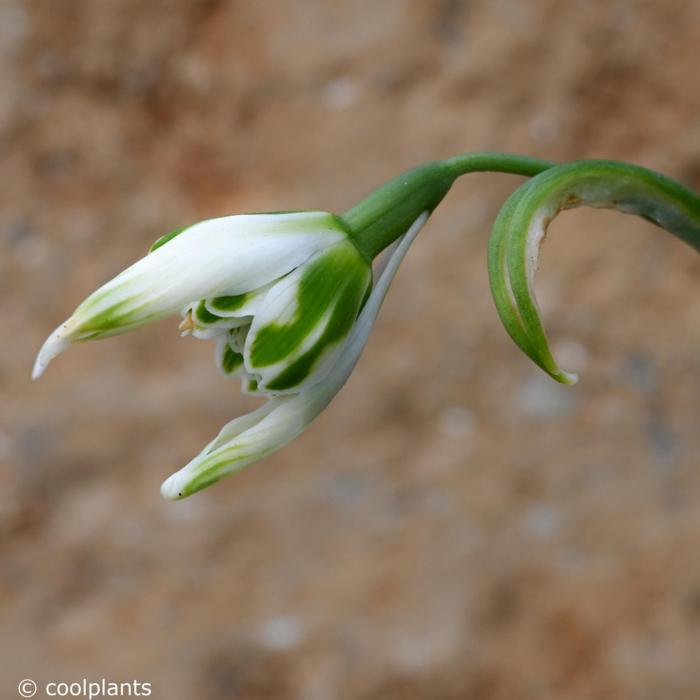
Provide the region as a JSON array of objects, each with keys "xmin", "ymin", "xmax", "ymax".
[
  {"xmin": 249, "ymin": 243, "xmax": 371, "ymax": 391},
  {"xmin": 221, "ymin": 345, "xmax": 243, "ymax": 374},
  {"xmin": 209, "ymin": 293, "xmax": 250, "ymax": 313},
  {"xmin": 195, "ymin": 300, "xmax": 223, "ymax": 325}
]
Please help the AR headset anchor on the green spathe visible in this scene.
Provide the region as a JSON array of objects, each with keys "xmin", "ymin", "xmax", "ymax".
[{"xmin": 488, "ymin": 160, "xmax": 700, "ymax": 383}]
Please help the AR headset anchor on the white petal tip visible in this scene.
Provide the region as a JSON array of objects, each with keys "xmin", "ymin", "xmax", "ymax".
[
  {"xmin": 160, "ymin": 470, "xmax": 190, "ymax": 500},
  {"xmin": 32, "ymin": 323, "xmax": 75, "ymax": 380}
]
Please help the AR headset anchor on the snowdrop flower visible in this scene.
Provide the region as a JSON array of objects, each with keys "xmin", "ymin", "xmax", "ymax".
[
  {"xmin": 32, "ymin": 192, "xmax": 434, "ymax": 497},
  {"xmin": 161, "ymin": 212, "xmax": 428, "ymax": 498},
  {"xmin": 33, "ymin": 209, "xmax": 378, "ymax": 495},
  {"xmin": 34, "ymin": 153, "xmax": 562, "ymax": 499}
]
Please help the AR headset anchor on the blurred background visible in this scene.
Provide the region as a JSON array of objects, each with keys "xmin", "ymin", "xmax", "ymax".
[{"xmin": 3, "ymin": 1, "xmax": 700, "ymax": 698}]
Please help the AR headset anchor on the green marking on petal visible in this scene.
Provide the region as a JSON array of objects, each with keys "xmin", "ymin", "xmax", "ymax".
[
  {"xmin": 221, "ymin": 345, "xmax": 243, "ymax": 374},
  {"xmin": 73, "ymin": 296, "xmax": 164, "ymax": 336},
  {"xmin": 209, "ymin": 293, "xmax": 250, "ymax": 313},
  {"xmin": 149, "ymin": 225, "xmax": 188, "ymax": 253},
  {"xmin": 264, "ymin": 274, "xmax": 368, "ymax": 391},
  {"xmin": 194, "ymin": 300, "xmax": 224, "ymax": 325},
  {"xmin": 249, "ymin": 243, "xmax": 371, "ymax": 378},
  {"xmin": 177, "ymin": 446, "xmax": 276, "ymax": 497},
  {"xmin": 206, "ymin": 280, "xmax": 278, "ymax": 320}
]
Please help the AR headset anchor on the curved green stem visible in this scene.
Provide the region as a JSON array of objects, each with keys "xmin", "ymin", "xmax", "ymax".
[
  {"xmin": 344, "ymin": 152, "xmax": 555, "ymax": 259},
  {"xmin": 488, "ymin": 159, "xmax": 700, "ymax": 383},
  {"xmin": 441, "ymin": 152, "xmax": 556, "ymax": 180}
]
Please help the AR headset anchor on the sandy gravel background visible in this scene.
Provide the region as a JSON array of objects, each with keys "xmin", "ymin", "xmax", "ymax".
[{"xmin": 3, "ymin": 1, "xmax": 700, "ymax": 698}]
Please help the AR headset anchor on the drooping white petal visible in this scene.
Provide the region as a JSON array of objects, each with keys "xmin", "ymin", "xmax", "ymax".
[
  {"xmin": 160, "ymin": 395, "xmax": 298, "ymax": 498},
  {"xmin": 32, "ymin": 212, "xmax": 346, "ymax": 378},
  {"xmin": 32, "ymin": 319, "xmax": 77, "ymax": 380},
  {"xmin": 86, "ymin": 212, "xmax": 345, "ymax": 325},
  {"xmin": 160, "ymin": 212, "xmax": 429, "ymax": 499}
]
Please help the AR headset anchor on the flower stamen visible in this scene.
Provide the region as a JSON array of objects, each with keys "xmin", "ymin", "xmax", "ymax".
[{"xmin": 178, "ymin": 310, "xmax": 194, "ymax": 336}]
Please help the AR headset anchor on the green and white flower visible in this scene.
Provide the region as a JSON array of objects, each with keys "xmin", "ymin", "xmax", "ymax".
[
  {"xmin": 161, "ymin": 212, "xmax": 428, "ymax": 498},
  {"xmin": 178, "ymin": 230, "xmax": 373, "ymax": 395},
  {"xmin": 33, "ymin": 203, "xmax": 428, "ymax": 498},
  {"xmin": 33, "ymin": 211, "xmax": 372, "ymax": 395},
  {"xmin": 33, "ymin": 155, "xmax": 566, "ymax": 499}
]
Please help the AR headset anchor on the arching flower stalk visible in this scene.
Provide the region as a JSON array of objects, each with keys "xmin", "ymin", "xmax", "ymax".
[{"xmin": 34, "ymin": 154, "xmax": 700, "ymax": 499}]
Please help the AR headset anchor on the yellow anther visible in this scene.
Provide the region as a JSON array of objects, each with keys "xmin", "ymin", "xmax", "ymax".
[{"xmin": 178, "ymin": 310, "xmax": 194, "ymax": 336}]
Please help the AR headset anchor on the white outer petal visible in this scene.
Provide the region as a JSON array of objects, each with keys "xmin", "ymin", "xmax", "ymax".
[
  {"xmin": 87, "ymin": 212, "xmax": 344, "ymax": 318},
  {"xmin": 160, "ymin": 212, "xmax": 429, "ymax": 499},
  {"xmin": 33, "ymin": 212, "xmax": 345, "ymax": 379},
  {"xmin": 32, "ymin": 320, "xmax": 76, "ymax": 380}
]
